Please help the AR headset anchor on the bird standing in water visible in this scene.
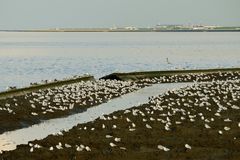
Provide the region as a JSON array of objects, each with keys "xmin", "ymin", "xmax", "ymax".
[{"xmin": 166, "ymin": 58, "xmax": 171, "ymax": 64}]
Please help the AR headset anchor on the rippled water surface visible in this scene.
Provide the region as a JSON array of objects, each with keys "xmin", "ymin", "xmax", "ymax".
[{"xmin": 0, "ymin": 32, "xmax": 240, "ymax": 91}]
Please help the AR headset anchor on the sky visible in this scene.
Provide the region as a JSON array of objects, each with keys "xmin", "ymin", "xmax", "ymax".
[{"xmin": 0, "ymin": 0, "xmax": 240, "ymax": 29}]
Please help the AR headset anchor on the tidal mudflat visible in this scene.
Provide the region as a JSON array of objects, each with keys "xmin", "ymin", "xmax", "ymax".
[
  {"xmin": 1, "ymin": 71, "xmax": 239, "ymax": 134},
  {"xmin": 0, "ymin": 80, "xmax": 146, "ymax": 134},
  {"xmin": 0, "ymin": 82, "xmax": 187, "ymax": 152},
  {"xmin": 0, "ymin": 71, "xmax": 240, "ymax": 159}
]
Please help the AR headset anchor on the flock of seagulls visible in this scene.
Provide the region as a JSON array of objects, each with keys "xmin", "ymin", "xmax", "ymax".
[
  {"xmin": 0, "ymin": 80, "xmax": 142, "ymax": 118},
  {"xmin": 137, "ymin": 71, "xmax": 240, "ymax": 84},
  {"xmin": 1, "ymin": 71, "xmax": 239, "ymax": 118},
  {"xmin": 12, "ymin": 75, "xmax": 239, "ymax": 157},
  {"xmin": 1, "ymin": 71, "xmax": 240, "ymax": 158}
]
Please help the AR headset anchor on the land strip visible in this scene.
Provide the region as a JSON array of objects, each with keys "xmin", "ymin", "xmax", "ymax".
[{"xmin": 1, "ymin": 79, "xmax": 240, "ymax": 159}]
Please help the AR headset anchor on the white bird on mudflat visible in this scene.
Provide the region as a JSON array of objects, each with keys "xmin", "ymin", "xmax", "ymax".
[
  {"xmin": 76, "ymin": 146, "xmax": 83, "ymax": 151},
  {"xmin": 120, "ymin": 147, "xmax": 126, "ymax": 150},
  {"xmin": 110, "ymin": 142, "xmax": 117, "ymax": 147},
  {"xmin": 114, "ymin": 137, "xmax": 121, "ymax": 142},
  {"xmin": 224, "ymin": 118, "xmax": 232, "ymax": 122},
  {"xmin": 224, "ymin": 127, "xmax": 230, "ymax": 131},
  {"xmin": 65, "ymin": 144, "xmax": 71, "ymax": 148},
  {"xmin": 131, "ymin": 123, "xmax": 136, "ymax": 128},
  {"xmin": 126, "ymin": 117, "xmax": 131, "ymax": 122},
  {"xmin": 34, "ymin": 144, "xmax": 41, "ymax": 148},
  {"xmin": 31, "ymin": 104, "xmax": 36, "ymax": 108},
  {"xmin": 175, "ymin": 121, "xmax": 181, "ymax": 124},
  {"xmin": 56, "ymin": 142, "xmax": 63, "ymax": 149},
  {"xmin": 205, "ymin": 124, "xmax": 211, "ymax": 129},
  {"xmin": 146, "ymin": 124, "xmax": 152, "ymax": 129},
  {"xmin": 85, "ymin": 146, "xmax": 91, "ymax": 151},
  {"xmin": 31, "ymin": 112, "xmax": 38, "ymax": 116},
  {"xmin": 185, "ymin": 144, "xmax": 191, "ymax": 150},
  {"xmin": 129, "ymin": 128, "xmax": 135, "ymax": 132},
  {"xmin": 106, "ymin": 135, "xmax": 113, "ymax": 138},
  {"xmin": 158, "ymin": 145, "xmax": 170, "ymax": 151},
  {"xmin": 102, "ymin": 124, "xmax": 106, "ymax": 129}
]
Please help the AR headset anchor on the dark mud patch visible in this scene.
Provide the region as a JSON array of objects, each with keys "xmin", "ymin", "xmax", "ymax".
[
  {"xmin": 0, "ymin": 80, "xmax": 146, "ymax": 134},
  {"xmin": 1, "ymin": 80, "xmax": 240, "ymax": 160}
]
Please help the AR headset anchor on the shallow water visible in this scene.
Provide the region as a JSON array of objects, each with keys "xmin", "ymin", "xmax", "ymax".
[
  {"xmin": 0, "ymin": 32, "xmax": 240, "ymax": 91},
  {"xmin": 0, "ymin": 82, "xmax": 191, "ymax": 152}
]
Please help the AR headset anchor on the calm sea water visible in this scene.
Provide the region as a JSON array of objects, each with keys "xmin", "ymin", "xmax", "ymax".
[{"xmin": 0, "ymin": 32, "xmax": 240, "ymax": 91}]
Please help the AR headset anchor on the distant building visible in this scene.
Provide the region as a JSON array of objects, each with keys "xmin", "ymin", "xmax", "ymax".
[
  {"xmin": 110, "ymin": 25, "xmax": 117, "ymax": 30},
  {"xmin": 154, "ymin": 24, "xmax": 217, "ymax": 30},
  {"xmin": 192, "ymin": 25, "xmax": 217, "ymax": 30},
  {"xmin": 124, "ymin": 26, "xmax": 138, "ymax": 31}
]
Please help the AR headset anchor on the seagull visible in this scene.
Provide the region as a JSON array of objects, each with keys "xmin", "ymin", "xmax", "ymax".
[
  {"xmin": 146, "ymin": 124, "xmax": 152, "ymax": 129},
  {"xmin": 158, "ymin": 145, "xmax": 170, "ymax": 151},
  {"xmin": 110, "ymin": 142, "xmax": 117, "ymax": 147},
  {"xmin": 185, "ymin": 144, "xmax": 191, "ymax": 150},
  {"xmin": 114, "ymin": 137, "xmax": 121, "ymax": 142},
  {"xmin": 85, "ymin": 146, "xmax": 91, "ymax": 151}
]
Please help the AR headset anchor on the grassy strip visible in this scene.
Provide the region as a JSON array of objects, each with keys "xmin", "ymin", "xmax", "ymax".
[
  {"xmin": 0, "ymin": 75, "xmax": 94, "ymax": 99},
  {"xmin": 100, "ymin": 68, "xmax": 240, "ymax": 81}
]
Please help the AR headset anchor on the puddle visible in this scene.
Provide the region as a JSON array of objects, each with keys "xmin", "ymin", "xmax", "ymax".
[{"xmin": 0, "ymin": 82, "xmax": 192, "ymax": 152}]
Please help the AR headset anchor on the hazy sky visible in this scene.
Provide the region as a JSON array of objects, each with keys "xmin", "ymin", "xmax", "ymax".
[{"xmin": 0, "ymin": 0, "xmax": 240, "ymax": 29}]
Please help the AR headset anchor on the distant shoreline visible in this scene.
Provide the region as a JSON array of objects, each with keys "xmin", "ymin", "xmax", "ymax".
[{"xmin": 1, "ymin": 29, "xmax": 240, "ymax": 32}]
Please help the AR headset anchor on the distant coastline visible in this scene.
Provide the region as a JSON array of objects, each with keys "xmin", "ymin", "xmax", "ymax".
[
  {"xmin": 1, "ymin": 26, "xmax": 240, "ymax": 32},
  {"xmin": 1, "ymin": 29, "xmax": 240, "ymax": 32}
]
